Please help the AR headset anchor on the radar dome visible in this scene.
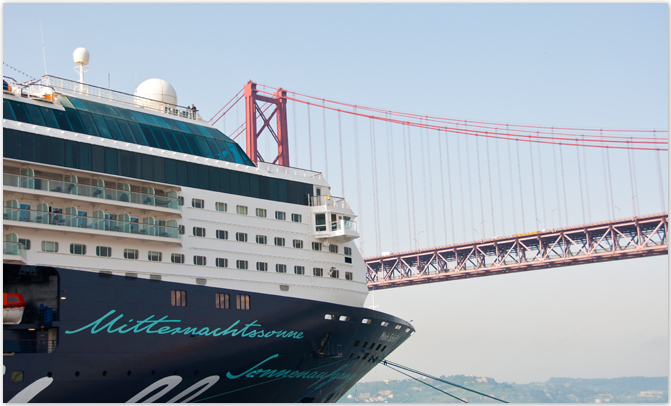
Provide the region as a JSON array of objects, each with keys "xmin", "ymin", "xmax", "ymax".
[
  {"xmin": 135, "ymin": 78, "xmax": 178, "ymax": 106},
  {"xmin": 73, "ymin": 48, "xmax": 90, "ymax": 65}
]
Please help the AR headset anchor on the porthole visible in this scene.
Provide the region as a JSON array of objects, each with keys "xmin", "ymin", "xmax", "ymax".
[
  {"xmin": 127, "ymin": 370, "xmax": 132, "ymax": 376},
  {"xmin": 47, "ymin": 372, "xmax": 53, "ymax": 377},
  {"xmin": 102, "ymin": 371, "xmax": 107, "ymax": 376},
  {"xmin": 151, "ymin": 370, "xmax": 156, "ymax": 375},
  {"xmin": 353, "ymin": 340, "xmax": 360, "ymax": 347},
  {"xmin": 75, "ymin": 371, "xmax": 80, "ymax": 377},
  {"xmin": 194, "ymin": 370, "xmax": 198, "ymax": 375}
]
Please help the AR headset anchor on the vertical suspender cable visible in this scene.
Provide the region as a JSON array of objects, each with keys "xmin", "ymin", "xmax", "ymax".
[
  {"xmin": 369, "ymin": 118, "xmax": 382, "ymax": 254},
  {"xmin": 605, "ymin": 142, "xmax": 615, "ymax": 219},
  {"xmin": 338, "ymin": 110, "xmax": 345, "ymax": 197},
  {"xmin": 515, "ymin": 137, "xmax": 527, "ymax": 231},
  {"xmin": 293, "ymin": 100, "xmax": 298, "ymax": 168},
  {"xmin": 354, "ymin": 109, "xmax": 364, "ymax": 253},
  {"xmin": 307, "ymin": 104, "xmax": 313, "ymax": 170},
  {"xmin": 389, "ymin": 119, "xmax": 399, "ymax": 252},
  {"xmin": 627, "ymin": 138, "xmax": 637, "ymax": 217},
  {"xmin": 575, "ymin": 143, "xmax": 586, "ymax": 224},
  {"xmin": 495, "ymin": 132, "xmax": 505, "ymax": 236},
  {"xmin": 420, "ymin": 121, "xmax": 431, "ymax": 246},
  {"xmin": 506, "ymin": 138, "xmax": 518, "ymax": 233},
  {"xmin": 581, "ymin": 135, "xmax": 592, "ymax": 222},
  {"xmin": 600, "ymin": 135, "xmax": 612, "ymax": 220},
  {"xmin": 528, "ymin": 134, "xmax": 539, "ymax": 229},
  {"xmin": 465, "ymin": 127, "xmax": 476, "ymax": 239},
  {"xmin": 386, "ymin": 114, "xmax": 398, "ymax": 252},
  {"xmin": 322, "ymin": 101, "xmax": 329, "ymax": 180},
  {"xmin": 536, "ymin": 138, "xmax": 547, "ymax": 228},
  {"xmin": 552, "ymin": 131, "xmax": 563, "ymax": 228},
  {"xmin": 456, "ymin": 126, "xmax": 467, "ymax": 241},
  {"xmin": 445, "ymin": 130, "xmax": 456, "ymax": 243},
  {"xmin": 404, "ymin": 124, "xmax": 417, "ymax": 248},
  {"xmin": 559, "ymin": 144, "xmax": 569, "ymax": 227},
  {"xmin": 438, "ymin": 131, "xmax": 449, "ymax": 243},
  {"xmin": 475, "ymin": 135, "xmax": 485, "ymax": 238},
  {"xmin": 654, "ymin": 131, "xmax": 666, "ymax": 212},
  {"xmin": 425, "ymin": 119, "xmax": 437, "ymax": 244},
  {"xmin": 485, "ymin": 133, "xmax": 496, "ymax": 237},
  {"xmin": 631, "ymin": 137, "xmax": 639, "ymax": 217}
]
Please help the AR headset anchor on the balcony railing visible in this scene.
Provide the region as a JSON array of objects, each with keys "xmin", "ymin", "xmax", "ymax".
[
  {"xmin": 3, "ymin": 207, "xmax": 180, "ymax": 239},
  {"xmin": 3, "ymin": 174, "xmax": 180, "ymax": 210},
  {"xmin": 310, "ymin": 195, "xmax": 351, "ymax": 210},
  {"xmin": 316, "ymin": 219, "xmax": 358, "ymax": 233},
  {"xmin": 42, "ymin": 75, "xmax": 204, "ymax": 121},
  {"xmin": 3, "ymin": 241, "xmax": 27, "ymax": 261}
]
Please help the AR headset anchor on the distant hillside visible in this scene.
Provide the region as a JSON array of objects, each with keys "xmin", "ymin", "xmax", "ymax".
[{"xmin": 339, "ymin": 375, "xmax": 668, "ymax": 403}]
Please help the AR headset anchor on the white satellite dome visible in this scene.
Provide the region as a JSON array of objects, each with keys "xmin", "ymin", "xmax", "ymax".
[
  {"xmin": 73, "ymin": 47, "xmax": 90, "ymax": 65},
  {"xmin": 135, "ymin": 78, "xmax": 178, "ymax": 106}
]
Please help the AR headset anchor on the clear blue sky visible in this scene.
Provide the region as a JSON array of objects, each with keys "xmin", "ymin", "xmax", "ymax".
[{"xmin": 4, "ymin": 3, "xmax": 668, "ymax": 385}]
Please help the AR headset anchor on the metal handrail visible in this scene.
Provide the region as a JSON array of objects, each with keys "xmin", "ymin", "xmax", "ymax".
[
  {"xmin": 3, "ymin": 173, "xmax": 180, "ymax": 210},
  {"xmin": 3, "ymin": 339, "xmax": 58, "ymax": 354},
  {"xmin": 3, "ymin": 207, "xmax": 180, "ymax": 239},
  {"xmin": 310, "ymin": 195, "xmax": 351, "ymax": 210},
  {"xmin": 41, "ymin": 75, "xmax": 204, "ymax": 121},
  {"xmin": 3, "ymin": 241, "xmax": 28, "ymax": 259}
]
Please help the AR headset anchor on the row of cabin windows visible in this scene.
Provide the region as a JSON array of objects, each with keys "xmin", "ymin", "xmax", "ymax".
[
  {"xmin": 4, "ymin": 129, "xmax": 314, "ymax": 205},
  {"xmin": 171, "ymin": 290, "xmax": 250, "ymax": 310},
  {"xmin": 194, "ymin": 199, "xmax": 303, "ymax": 223},
  {"xmin": 39, "ymin": 240, "xmax": 351, "ymax": 278},
  {"xmin": 193, "ymin": 227, "xmax": 303, "ymax": 249}
]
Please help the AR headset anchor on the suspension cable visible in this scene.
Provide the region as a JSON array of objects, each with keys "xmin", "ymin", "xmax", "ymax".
[{"xmin": 383, "ymin": 363, "xmax": 467, "ymax": 403}]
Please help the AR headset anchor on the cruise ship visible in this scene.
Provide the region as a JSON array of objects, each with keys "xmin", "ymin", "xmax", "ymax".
[{"xmin": 2, "ymin": 49, "xmax": 414, "ymax": 403}]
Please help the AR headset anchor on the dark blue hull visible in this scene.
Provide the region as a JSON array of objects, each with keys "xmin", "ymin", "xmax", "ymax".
[{"xmin": 3, "ymin": 265, "xmax": 413, "ymax": 402}]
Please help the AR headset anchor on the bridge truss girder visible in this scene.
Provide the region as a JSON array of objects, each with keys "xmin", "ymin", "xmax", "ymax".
[{"xmin": 365, "ymin": 213, "xmax": 668, "ymax": 290}]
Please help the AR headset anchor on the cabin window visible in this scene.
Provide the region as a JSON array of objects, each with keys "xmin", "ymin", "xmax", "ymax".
[
  {"xmin": 216, "ymin": 293, "xmax": 229, "ymax": 309},
  {"xmin": 313, "ymin": 267, "xmax": 323, "ymax": 277},
  {"xmin": 293, "ymin": 239, "xmax": 304, "ymax": 249},
  {"xmin": 255, "ymin": 208, "xmax": 267, "ymax": 218},
  {"xmin": 215, "ymin": 202, "xmax": 227, "ymax": 212},
  {"xmin": 193, "ymin": 255, "xmax": 206, "ymax": 266},
  {"xmin": 344, "ymin": 247, "xmax": 352, "ymax": 256},
  {"xmin": 236, "ymin": 205, "xmax": 248, "ymax": 215},
  {"xmin": 345, "ymin": 257, "xmax": 352, "ymax": 264},
  {"xmin": 171, "ymin": 253, "xmax": 185, "ymax": 263},
  {"xmin": 216, "ymin": 258, "xmax": 228, "ymax": 268},
  {"xmin": 294, "ymin": 266, "xmax": 305, "ymax": 275},
  {"xmin": 171, "ymin": 290, "xmax": 187, "ymax": 307},
  {"xmin": 148, "ymin": 251, "xmax": 162, "ymax": 262},
  {"xmin": 315, "ymin": 213, "xmax": 327, "ymax": 231},
  {"xmin": 312, "ymin": 242, "xmax": 322, "ymax": 251},
  {"xmin": 193, "ymin": 227, "xmax": 206, "ymax": 237},
  {"xmin": 41, "ymin": 241, "xmax": 59, "ymax": 252},
  {"xmin": 236, "ymin": 260, "xmax": 248, "ymax": 270},
  {"xmin": 70, "ymin": 243, "xmax": 86, "ymax": 255},
  {"xmin": 216, "ymin": 230, "xmax": 228, "ymax": 240},
  {"xmin": 256, "ymin": 262, "xmax": 268, "ymax": 272},
  {"xmin": 18, "ymin": 238, "xmax": 31, "ymax": 250},
  {"xmin": 236, "ymin": 294, "xmax": 251, "ymax": 310},
  {"xmin": 96, "ymin": 246, "xmax": 112, "ymax": 257},
  {"xmin": 291, "ymin": 213, "xmax": 302, "ymax": 223},
  {"xmin": 191, "ymin": 198, "xmax": 204, "ymax": 209},
  {"xmin": 256, "ymin": 235, "xmax": 267, "ymax": 245},
  {"xmin": 274, "ymin": 237, "xmax": 285, "ymax": 247},
  {"xmin": 236, "ymin": 232, "xmax": 247, "ymax": 242},
  {"xmin": 345, "ymin": 272, "xmax": 353, "ymax": 281},
  {"xmin": 329, "ymin": 245, "xmax": 338, "ymax": 254},
  {"xmin": 124, "ymin": 249, "xmax": 138, "ymax": 259},
  {"xmin": 330, "ymin": 269, "xmax": 340, "ymax": 279},
  {"xmin": 275, "ymin": 211, "xmax": 286, "ymax": 220},
  {"xmin": 276, "ymin": 264, "xmax": 287, "ymax": 273}
]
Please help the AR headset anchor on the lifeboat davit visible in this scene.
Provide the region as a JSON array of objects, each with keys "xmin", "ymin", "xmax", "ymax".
[{"xmin": 3, "ymin": 293, "xmax": 25, "ymax": 325}]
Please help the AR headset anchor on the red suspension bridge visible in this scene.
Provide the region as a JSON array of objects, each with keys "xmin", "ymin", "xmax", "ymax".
[{"xmin": 210, "ymin": 81, "xmax": 669, "ymax": 290}]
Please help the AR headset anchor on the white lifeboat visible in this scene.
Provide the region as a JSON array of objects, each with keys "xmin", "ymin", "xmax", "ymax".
[{"xmin": 3, "ymin": 292, "xmax": 25, "ymax": 325}]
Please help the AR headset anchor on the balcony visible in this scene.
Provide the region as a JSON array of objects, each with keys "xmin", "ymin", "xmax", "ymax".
[
  {"xmin": 4, "ymin": 207, "xmax": 181, "ymax": 241},
  {"xmin": 3, "ymin": 173, "xmax": 180, "ymax": 211},
  {"xmin": 3, "ymin": 241, "xmax": 28, "ymax": 264},
  {"xmin": 310, "ymin": 195, "xmax": 351, "ymax": 210},
  {"xmin": 314, "ymin": 219, "xmax": 359, "ymax": 243}
]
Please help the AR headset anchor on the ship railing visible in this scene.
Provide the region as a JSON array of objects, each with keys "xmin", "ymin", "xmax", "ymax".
[
  {"xmin": 3, "ymin": 76, "xmax": 18, "ymax": 93},
  {"xmin": 3, "ymin": 173, "xmax": 180, "ymax": 210},
  {"xmin": 3, "ymin": 207, "xmax": 181, "ymax": 239},
  {"xmin": 41, "ymin": 75, "xmax": 204, "ymax": 121},
  {"xmin": 315, "ymin": 219, "xmax": 358, "ymax": 232},
  {"xmin": 3, "ymin": 241, "xmax": 27, "ymax": 261},
  {"xmin": 310, "ymin": 195, "xmax": 351, "ymax": 210},
  {"xmin": 3, "ymin": 339, "xmax": 58, "ymax": 354},
  {"xmin": 20, "ymin": 308, "xmax": 60, "ymax": 324},
  {"xmin": 257, "ymin": 162, "xmax": 324, "ymax": 180}
]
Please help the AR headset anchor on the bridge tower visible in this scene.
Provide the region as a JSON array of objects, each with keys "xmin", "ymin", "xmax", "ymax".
[{"xmin": 244, "ymin": 81, "xmax": 290, "ymax": 166}]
